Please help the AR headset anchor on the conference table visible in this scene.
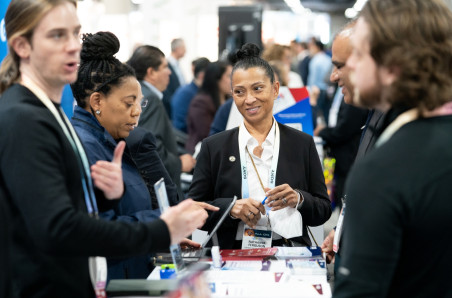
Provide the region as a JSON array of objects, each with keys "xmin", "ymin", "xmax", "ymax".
[{"xmin": 107, "ymin": 246, "xmax": 332, "ymax": 297}]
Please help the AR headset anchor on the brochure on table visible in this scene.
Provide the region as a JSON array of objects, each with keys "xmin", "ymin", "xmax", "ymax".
[
  {"xmin": 206, "ymin": 255, "xmax": 328, "ymax": 297},
  {"xmin": 148, "ymin": 247, "xmax": 331, "ymax": 297},
  {"xmin": 226, "ymin": 87, "xmax": 314, "ymax": 136}
]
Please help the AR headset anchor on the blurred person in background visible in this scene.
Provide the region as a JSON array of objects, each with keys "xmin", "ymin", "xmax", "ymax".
[
  {"xmin": 185, "ymin": 61, "xmax": 232, "ymax": 154},
  {"xmin": 171, "ymin": 57, "xmax": 210, "ymax": 134},
  {"xmin": 297, "ymin": 41, "xmax": 311, "ymax": 86},
  {"xmin": 268, "ymin": 60, "xmax": 289, "ymax": 87},
  {"xmin": 127, "ymin": 45, "xmax": 196, "ymax": 195},
  {"xmin": 162, "ymin": 38, "xmax": 186, "ymax": 118},
  {"xmin": 289, "ymin": 39, "xmax": 303, "ymax": 72},
  {"xmin": 307, "ymin": 38, "xmax": 332, "ymax": 126},
  {"xmin": 262, "ymin": 43, "xmax": 303, "ymax": 88}
]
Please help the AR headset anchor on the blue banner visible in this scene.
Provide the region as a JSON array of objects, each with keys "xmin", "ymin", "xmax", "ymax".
[
  {"xmin": 0, "ymin": 0, "xmax": 11, "ymax": 62},
  {"xmin": 273, "ymin": 87, "xmax": 314, "ymax": 136}
]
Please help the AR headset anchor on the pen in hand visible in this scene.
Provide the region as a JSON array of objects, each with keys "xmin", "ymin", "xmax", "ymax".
[{"xmin": 261, "ymin": 196, "xmax": 268, "ymax": 205}]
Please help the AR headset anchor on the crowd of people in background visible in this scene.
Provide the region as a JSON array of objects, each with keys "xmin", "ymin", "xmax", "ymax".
[
  {"xmin": 153, "ymin": 35, "xmax": 339, "ymax": 187},
  {"xmin": 118, "ymin": 32, "xmax": 340, "ymax": 200}
]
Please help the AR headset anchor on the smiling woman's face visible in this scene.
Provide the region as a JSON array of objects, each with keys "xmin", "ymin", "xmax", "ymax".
[
  {"xmin": 96, "ymin": 76, "xmax": 142, "ymax": 139},
  {"xmin": 232, "ymin": 67, "xmax": 279, "ymax": 128}
]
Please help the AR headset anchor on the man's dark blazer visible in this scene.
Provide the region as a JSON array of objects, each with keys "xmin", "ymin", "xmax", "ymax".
[
  {"xmin": 138, "ymin": 81, "xmax": 182, "ymax": 191},
  {"xmin": 162, "ymin": 63, "xmax": 181, "ymax": 118},
  {"xmin": 355, "ymin": 109, "xmax": 385, "ymax": 161},
  {"xmin": 188, "ymin": 123, "xmax": 332, "ymax": 249},
  {"xmin": 318, "ymin": 99, "xmax": 368, "ymax": 201}
]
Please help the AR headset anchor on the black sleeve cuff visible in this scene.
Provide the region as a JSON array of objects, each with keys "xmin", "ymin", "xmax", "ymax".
[
  {"xmin": 148, "ymin": 219, "xmax": 171, "ymax": 252},
  {"xmin": 94, "ymin": 184, "xmax": 126, "ymax": 212}
]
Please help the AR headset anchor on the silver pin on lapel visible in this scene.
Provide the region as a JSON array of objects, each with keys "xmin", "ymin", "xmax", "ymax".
[{"xmin": 229, "ymin": 156, "xmax": 236, "ymax": 162}]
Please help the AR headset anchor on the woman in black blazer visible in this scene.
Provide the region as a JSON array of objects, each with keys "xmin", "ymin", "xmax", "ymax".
[{"xmin": 188, "ymin": 43, "xmax": 331, "ymax": 249}]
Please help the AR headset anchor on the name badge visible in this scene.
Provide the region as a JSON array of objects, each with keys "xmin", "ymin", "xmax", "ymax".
[
  {"xmin": 89, "ymin": 256, "xmax": 108, "ymax": 298},
  {"xmin": 242, "ymin": 225, "xmax": 272, "ymax": 249}
]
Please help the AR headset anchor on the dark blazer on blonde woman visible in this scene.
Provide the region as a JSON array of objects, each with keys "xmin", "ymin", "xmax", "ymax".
[
  {"xmin": 0, "ymin": 85, "xmax": 170, "ymax": 297},
  {"xmin": 188, "ymin": 122, "xmax": 331, "ymax": 249}
]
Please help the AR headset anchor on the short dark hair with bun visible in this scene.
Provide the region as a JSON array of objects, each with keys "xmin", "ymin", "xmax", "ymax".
[
  {"xmin": 232, "ymin": 43, "xmax": 275, "ymax": 84},
  {"xmin": 71, "ymin": 31, "xmax": 136, "ymax": 108}
]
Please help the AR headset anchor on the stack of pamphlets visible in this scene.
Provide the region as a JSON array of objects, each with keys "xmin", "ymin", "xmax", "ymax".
[{"xmin": 286, "ymin": 258, "xmax": 326, "ymax": 276}]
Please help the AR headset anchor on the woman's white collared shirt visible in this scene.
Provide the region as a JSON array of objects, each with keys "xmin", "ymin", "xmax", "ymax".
[{"xmin": 236, "ymin": 120, "xmax": 282, "ymax": 240}]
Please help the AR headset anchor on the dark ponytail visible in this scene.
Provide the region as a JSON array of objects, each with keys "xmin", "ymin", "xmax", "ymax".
[{"xmin": 0, "ymin": 54, "xmax": 20, "ymax": 94}]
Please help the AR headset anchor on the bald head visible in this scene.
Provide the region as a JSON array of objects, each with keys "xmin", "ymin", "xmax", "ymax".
[{"xmin": 330, "ymin": 22, "xmax": 355, "ymax": 104}]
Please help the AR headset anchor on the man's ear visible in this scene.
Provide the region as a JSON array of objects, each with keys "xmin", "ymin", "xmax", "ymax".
[
  {"xmin": 88, "ymin": 92, "xmax": 103, "ymax": 112},
  {"xmin": 10, "ymin": 36, "xmax": 31, "ymax": 60},
  {"xmin": 379, "ymin": 65, "xmax": 400, "ymax": 87},
  {"xmin": 144, "ymin": 67, "xmax": 155, "ymax": 82}
]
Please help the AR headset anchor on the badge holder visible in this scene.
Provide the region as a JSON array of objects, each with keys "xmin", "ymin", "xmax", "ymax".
[{"xmin": 242, "ymin": 208, "xmax": 273, "ymax": 249}]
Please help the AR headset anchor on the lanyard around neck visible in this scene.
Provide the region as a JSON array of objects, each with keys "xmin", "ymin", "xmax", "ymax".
[
  {"xmin": 22, "ymin": 80, "xmax": 99, "ymax": 217},
  {"xmin": 246, "ymin": 147, "xmax": 266, "ymax": 193},
  {"xmin": 239, "ymin": 122, "xmax": 280, "ymax": 198}
]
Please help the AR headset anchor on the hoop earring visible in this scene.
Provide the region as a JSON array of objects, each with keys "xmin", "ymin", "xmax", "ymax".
[{"xmin": 95, "ymin": 110, "xmax": 101, "ymax": 115}]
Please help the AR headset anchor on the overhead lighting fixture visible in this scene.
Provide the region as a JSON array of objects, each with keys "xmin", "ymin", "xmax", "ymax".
[
  {"xmin": 345, "ymin": 8, "xmax": 358, "ymax": 19},
  {"xmin": 353, "ymin": 0, "xmax": 368, "ymax": 11},
  {"xmin": 284, "ymin": 0, "xmax": 305, "ymax": 14},
  {"xmin": 345, "ymin": 0, "xmax": 367, "ymax": 18}
]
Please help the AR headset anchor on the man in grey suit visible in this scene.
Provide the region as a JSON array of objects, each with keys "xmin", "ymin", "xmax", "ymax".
[{"xmin": 127, "ymin": 46, "xmax": 195, "ymax": 194}]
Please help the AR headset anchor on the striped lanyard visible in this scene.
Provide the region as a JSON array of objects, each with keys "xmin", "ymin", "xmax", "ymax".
[
  {"xmin": 239, "ymin": 121, "xmax": 280, "ymax": 199},
  {"xmin": 23, "ymin": 79, "xmax": 99, "ymax": 217}
]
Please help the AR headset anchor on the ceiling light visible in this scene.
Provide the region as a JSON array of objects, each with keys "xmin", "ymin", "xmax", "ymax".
[
  {"xmin": 353, "ymin": 0, "xmax": 367, "ymax": 11},
  {"xmin": 284, "ymin": 0, "xmax": 305, "ymax": 14},
  {"xmin": 345, "ymin": 8, "xmax": 358, "ymax": 19}
]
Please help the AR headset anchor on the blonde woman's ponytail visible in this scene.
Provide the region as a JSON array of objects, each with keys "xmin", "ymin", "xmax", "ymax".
[{"xmin": 0, "ymin": 52, "xmax": 20, "ymax": 94}]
